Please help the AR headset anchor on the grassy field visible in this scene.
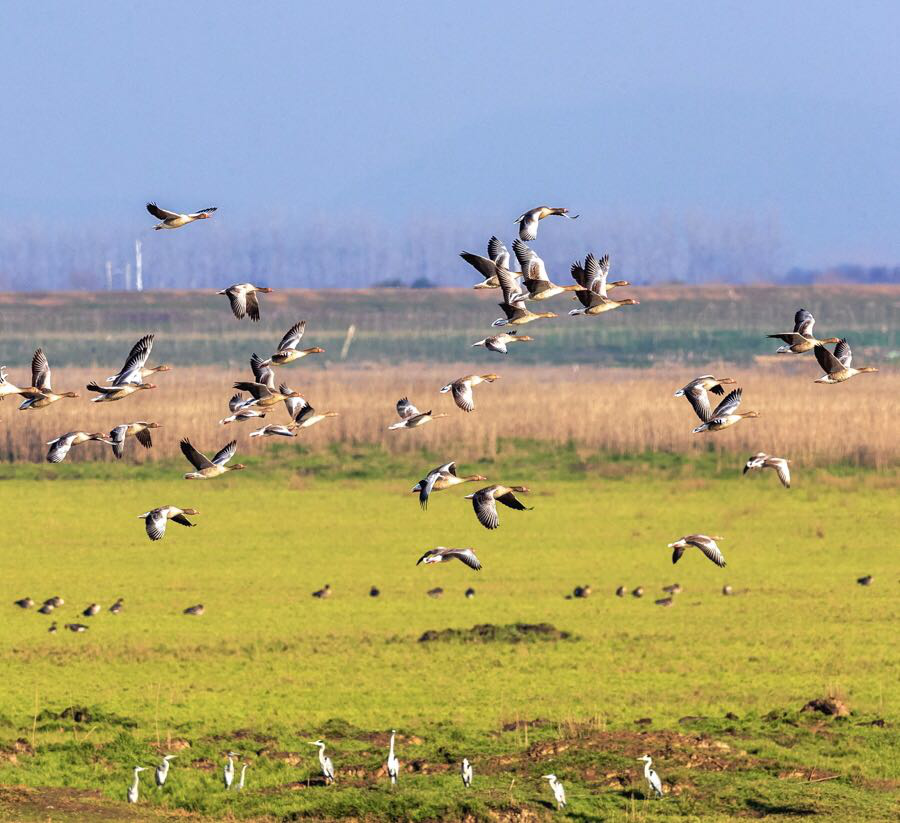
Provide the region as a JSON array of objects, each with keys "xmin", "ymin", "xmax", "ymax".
[{"xmin": 0, "ymin": 453, "xmax": 897, "ymax": 821}]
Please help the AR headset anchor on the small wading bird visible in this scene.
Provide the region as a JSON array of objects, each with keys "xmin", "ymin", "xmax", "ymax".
[
  {"xmin": 155, "ymin": 754, "xmax": 177, "ymax": 787},
  {"xmin": 492, "ymin": 265, "xmax": 558, "ymax": 327},
  {"xmin": 461, "ymin": 758, "xmax": 473, "ymax": 788},
  {"xmin": 310, "ymin": 740, "xmax": 335, "ymax": 784},
  {"xmin": 220, "ymin": 394, "xmax": 266, "ymax": 425},
  {"xmin": 466, "ymin": 484, "xmax": 531, "ymax": 530},
  {"xmin": 127, "ymin": 765, "xmax": 146, "ymax": 803},
  {"xmin": 813, "ymin": 339, "xmax": 878, "ymax": 384},
  {"xmin": 542, "ymin": 774, "xmax": 567, "ymax": 809},
  {"xmin": 411, "ymin": 461, "xmax": 488, "ymax": 509},
  {"xmin": 440, "ymin": 374, "xmax": 500, "ymax": 412},
  {"xmin": 767, "ymin": 309, "xmax": 840, "ymax": 354},
  {"xmin": 743, "ymin": 453, "xmax": 791, "ymax": 488},
  {"xmin": 223, "ymin": 752, "xmax": 236, "ymax": 789},
  {"xmin": 568, "ymin": 253, "xmax": 639, "ymax": 316},
  {"xmin": 139, "ymin": 506, "xmax": 199, "ymax": 541},
  {"xmin": 146, "ymin": 202, "xmax": 216, "ymax": 230},
  {"xmin": 639, "ymin": 755, "xmax": 663, "ymax": 798},
  {"xmin": 513, "ymin": 239, "xmax": 583, "ymax": 300},
  {"xmin": 388, "ymin": 397, "xmax": 447, "ymax": 430},
  {"xmin": 471, "ymin": 330, "xmax": 533, "ymax": 354},
  {"xmin": 674, "ymin": 375, "xmax": 736, "ymax": 422},
  {"xmin": 106, "ymin": 422, "xmax": 161, "ymax": 459},
  {"xmin": 261, "ymin": 320, "xmax": 324, "ymax": 366},
  {"xmin": 691, "ymin": 388, "xmax": 759, "ymax": 433},
  {"xmin": 17, "ymin": 348, "xmax": 79, "ymax": 409},
  {"xmin": 515, "ymin": 206, "xmax": 578, "ymax": 241},
  {"xmin": 86, "ymin": 379, "xmax": 155, "ymax": 403},
  {"xmin": 105, "ymin": 335, "xmax": 171, "ymax": 384},
  {"xmin": 218, "ymin": 283, "xmax": 273, "ymax": 321},
  {"xmin": 460, "ymin": 236, "xmax": 522, "ymax": 289},
  {"xmin": 237, "ymin": 762, "xmax": 250, "ymax": 790},
  {"xmin": 417, "ymin": 547, "xmax": 482, "ymax": 571},
  {"xmin": 46, "ymin": 431, "xmax": 109, "ymax": 464},
  {"xmin": 387, "ymin": 730, "xmax": 399, "ymax": 785},
  {"xmin": 180, "ymin": 439, "xmax": 245, "ymax": 479},
  {"xmin": 669, "ymin": 535, "xmax": 726, "ymax": 568}
]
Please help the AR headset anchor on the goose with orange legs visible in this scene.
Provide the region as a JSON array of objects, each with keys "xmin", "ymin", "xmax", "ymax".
[
  {"xmin": 813, "ymin": 339, "xmax": 878, "ymax": 384},
  {"xmin": 17, "ymin": 349, "xmax": 79, "ymax": 409}
]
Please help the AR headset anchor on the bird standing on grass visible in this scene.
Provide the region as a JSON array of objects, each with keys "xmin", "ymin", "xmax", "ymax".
[
  {"xmin": 146, "ymin": 202, "xmax": 216, "ymax": 230},
  {"xmin": 237, "ymin": 762, "xmax": 250, "ymax": 790},
  {"xmin": 542, "ymin": 774, "xmax": 566, "ymax": 809},
  {"xmin": 461, "ymin": 758, "xmax": 473, "ymax": 788},
  {"xmin": 387, "ymin": 730, "xmax": 400, "ymax": 785},
  {"xmin": 223, "ymin": 752, "xmax": 236, "ymax": 789},
  {"xmin": 310, "ymin": 740, "xmax": 335, "ymax": 784},
  {"xmin": 668, "ymin": 535, "xmax": 727, "ymax": 568},
  {"xmin": 639, "ymin": 755, "xmax": 663, "ymax": 797},
  {"xmin": 127, "ymin": 765, "xmax": 146, "ymax": 803},
  {"xmin": 155, "ymin": 754, "xmax": 177, "ymax": 787}
]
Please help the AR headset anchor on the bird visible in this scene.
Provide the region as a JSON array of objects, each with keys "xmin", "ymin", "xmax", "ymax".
[
  {"xmin": 767, "ymin": 309, "xmax": 841, "ymax": 354},
  {"xmin": 231, "ymin": 379, "xmax": 302, "ymax": 411},
  {"xmin": 220, "ymin": 394, "xmax": 267, "ymax": 425},
  {"xmin": 669, "ymin": 535, "xmax": 727, "ymax": 568},
  {"xmin": 417, "ymin": 547, "xmax": 482, "ymax": 571},
  {"xmin": 38, "ymin": 602, "xmax": 55, "ymax": 615},
  {"xmin": 632, "ymin": 587, "xmax": 645, "ymax": 598},
  {"xmin": 286, "ymin": 396, "xmax": 339, "ymax": 430},
  {"xmin": 45, "ymin": 431, "xmax": 110, "ymax": 464},
  {"xmin": 465, "ymin": 485, "xmax": 531, "ymax": 529},
  {"xmin": 218, "ymin": 283, "xmax": 273, "ymax": 321},
  {"xmin": 813, "ymin": 339, "xmax": 878, "ymax": 383},
  {"xmin": 155, "ymin": 754, "xmax": 177, "ymax": 787},
  {"xmin": 48, "ymin": 621, "xmax": 57, "ymax": 633},
  {"xmin": 310, "ymin": 740, "xmax": 335, "ymax": 784},
  {"xmin": 388, "ymin": 397, "xmax": 447, "ymax": 429},
  {"xmin": 615, "ymin": 586, "xmax": 627, "ymax": 597},
  {"xmin": 139, "ymin": 506, "xmax": 200, "ymax": 541},
  {"xmin": 722, "ymin": 584, "xmax": 734, "ymax": 595},
  {"xmin": 691, "ymin": 388, "xmax": 759, "ymax": 433},
  {"xmin": 491, "ymin": 264, "xmax": 558, "ymax": 327},
  {"xmin": 461, "ymin": 236, "xmax": 522, "ymax": 289},
  {"xmin": 515, "ymin": 206, "xmax": 578, "ymax": 241},
  {"xmin": 655, "ymin": 597, "xmax": 674, "ymax": 607},
  {"xmin": 662, "ymin": 583, "xmax": 682, "ymax": 595},
  {"xmin": 471, "ymin": 330, "xmax": 534, "ymax": 354},
  {"xmin": 106, "ymin": 422, "xmax": 161, "ymax": 459},
  {"xmin": 86, "ymin": 380, "xmax": 155, "ymax": 403},
  {"xmin": 387, "ymin": 730, "xmax": 400, "ymax": 785},
  {"xmin": 0, "ymin": 365, "xmax": 34, "ymax": 401},
  {"xmin": 411, "ymin": 461, "xmax": 488, "ymax": 509},
  {"xmin": 82, "ymin": 603, "xmax": 100, "ymax": 617},
  {"xmin": 369, "ymin": 586, "xmax": 380, "ymax": 597},
  {"xmin": 237, "ymin": 762, "xmax": 250, "ymax": 790},
  {"xmin": 569, "ymin": 254, "xmax": 631, "ymax": 294},
  {"xmin": 856, "ymin": 575, "xmax": 873, "ymax": 586},
  {"xmin": 568, "ymin": 254, "xmax": 640, "ymax": 315},
  {"xmin": 46, "ymin": 596, "xmax": 64, "ymax": 607},
  {"xmin": 180, "ymin": 439, "xmax": 245, "ymax": 479},
  {"xmin": 13, "ymin": 597, "xmax": 34, "ymax": 609},
  {"xmin": 17, "ymin": 348, "xmax": 79, "ymax": 409},
  {"xmin": 542, "ymin": 774, "xmax": 567, "ymax": 809},
  {"xmin": 639, "ymin": 755, "xmax": 663, "ymax": 798},
  {"xmin": 183, "ymin": 604, "xmax": 205, "ymax": 616},
  {"xmin": 461, "ymin": 758, "xmax": 473, "ymax": 788},
  {"xmin": 127, "ymin": 765, "xmax": 147, "ymax": 803},
  {"xmin": 146, "ymin": 202, "xmax": 216, "ymax": 230},
  {"xmin": 249, "ymin": 424, "xmax": 297, "ymax": 438},
  {"xmin": 574, "ymin": 584, "xmax": 592, "ymax": 598},
  {"xmin": 312, "ymin": 584, "xmax": 332, "ymax": 599},
  {"xmin": 64, "ymin": 623, "xmax": 89, "ymax": 632},
  {"xmin": 105, "ymin": 335, "xmax": 171, "ymax": 385},
  {"xmin": 513, "ymin": 239, "xmax": 583, "ymax": 300},
  {"xmin": 223, "ymin": 752, "xmax": 236, "ymax": 789},
  {"xmin": 440, "ymin": 374, "xmax": 500, "ymax": 412},
  {"xmin": 674, "ymin": 375, "xmax": 737, "ymax": 422},
  {"xmin": 743, "ymin": 453, "xmax": 791, "ymax": 488},
  {"xmin": 109, "ymin": 598, "xmax": 124, "ymax": 614},
  {"xmin": 464, "ymin": 587, "xmax": 476, "ymax": 599},
  {"xmin": 261, "ymin": 320, "xmax": 325, "ymax": 366}
]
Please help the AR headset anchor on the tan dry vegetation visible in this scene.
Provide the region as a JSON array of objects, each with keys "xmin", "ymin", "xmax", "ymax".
[{"xmin": 0, "ymin": 363, "xmax": 896, "ymax": 467}]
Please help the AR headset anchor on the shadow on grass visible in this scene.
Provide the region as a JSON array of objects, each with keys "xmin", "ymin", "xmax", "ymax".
[{"xmin": 746, "ymin": 798, "xmax": 818, "ymax": 816}]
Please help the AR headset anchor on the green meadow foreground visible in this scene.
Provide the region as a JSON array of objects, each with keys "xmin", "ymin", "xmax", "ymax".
[{"xmin": 0, "ymin": 454, "xmax": 897, "ymax": 821}]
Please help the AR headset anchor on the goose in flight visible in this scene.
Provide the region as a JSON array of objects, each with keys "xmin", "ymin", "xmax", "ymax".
[
  {"xmin": 461, "ymin": 236, "xmax": 522, "ymax": 289},
  {"xmin": 767, "ymin": 309, "xmax": 840, "ymax": 354},
  {"xmin": 668, "ymin": 535, "xmax": 726, "ymax": 568},
  {"xmin": 492, "ymin": 264, "xmax": 558, "ymax": 326},
  {"xmin": 46, "ymin": 431, "xmax": 109, "ymax": 464},
  {"xmin": 17, "ymin": 349, "xmax": 79, "ymax": 409},
  {"xmin": 285, "ymin": 396, "xmax": 339, "ymax": 430},
  {"xmin": 466, "ymin": 484, "xmax": 531, "ymax": 529},
  {"xmin": 471, "ymin": 330, "xmax": 533, "ymax": 354},
  {"xmin": 218, "ymin": 283, "xmax": 273, "ymax": 321},
  {"xmin": 569, "ymin": 254, "xmax": 630, "ymax": 294},
  {"xmin": 147, "ymin": 202, "xmax": 216, "ymax": 230},
  {"xmin": 87, "ymin": 380, "xmax": 155, "ymax": 403},
  {"xmin": 674, "ymin": 375, "xmax": 737, "ymax": 423},
  {"xmin": 180, "ymin": 439, "xmax": 246, "ymax": 479},
  {"xmin": 513, "ymin": 239, "xmax": 582, "ymax": 300},
  {"xmin": 515, "ymin": 206, "xmax": 578, "ymax": 241},
  {"xmin": 106, "ymin": 422, "xmax": 162, "ymax": 459},
  {"xmin": 219, "ymin": 393, "xmax": 267, "ymax": 425},
  {"xmin": 813, "ymin": 339, "xmax": 878, "ymax": 383},
  {"xmin": 388, "ymin": 397, "xmax": 447, "ymax": 429},
  {"xmin": 105, "ymin": 335, "xmax": 171, "ymax": 385},
  {"xmin": 568, "ymin": 253, "xmax": 639, "ymax": 315},
  {"xmin": 542, "ymin": 774, "xmax": 567, "ymax": 809},
  {"xmin": 231, "ymin": 379, "xmax": 302, "ymax": 409},
  {"xmin": 743, "ymin": 453, "xmax": 791, "ymax": 488},
  {"xmin": 440, "ymin": 374, "xmax": 499, "ymax": 412},
  {"xmin": 411, "ymin": 461, "xmax": 488, "ymax": 509},
  {"xmin": 691, "ymin": 388, "xmax": 759, "ymax": 433},
  {"xmin": 249, "ymin": 423, "xmax": 297, "ymax": 438},
  {"xmin": 262, "ymin": 320, "xmax": 325, "ymax": 366},
  {"xmin": 417, "ymin": 547, "xmax": 482, "ymax": 571},
  {"xmin": 0, "ymin": 366, "xmax": 34, "ymax": 401},
  {"xmin": 139, "ymin": 506, "xmax": 199, "ymax": 541}
]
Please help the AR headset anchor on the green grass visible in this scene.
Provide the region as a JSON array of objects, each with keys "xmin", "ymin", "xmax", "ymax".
[{"xmin": 0, "ymin": 456, "xmax": 897, "ymax": 820}]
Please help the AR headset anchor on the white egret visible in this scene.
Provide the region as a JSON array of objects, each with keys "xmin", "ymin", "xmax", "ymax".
[
  {"xmin": 237, "ymin": 762, "xmax": 250, "ymax": 790},
  {"xmin": 461, "ymin": 758, "xmax": 473, "ymax": 788},
  {"xmin": 542, "ymin": 774, "xmax": 566, "ymax": 809},
  {"xmin": 127, "ymin": 765, "xmax": 146, "ymax": 804},
  {"xmin": 310, "ymin": 740, "xmax": 335, "ymax": 784},
  {"xmin": 639, "ymin": 755, "xmax": 663, "ymax": 797},
  {"xmin": 387, "ymin": 730, "xmax": 400, "ymax": 785},
  {"xmin": 223, "ymin": 751, "xmax": 237, "ymax": 789},
  {"xmin": 155, "ymin": 754, "xmax": 177, "ymax": 787}
]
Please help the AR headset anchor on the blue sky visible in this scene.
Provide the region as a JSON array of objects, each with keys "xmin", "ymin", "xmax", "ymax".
[{"xmin": 2, "ymin": 1, "xmax": 899, "ymax": 267}]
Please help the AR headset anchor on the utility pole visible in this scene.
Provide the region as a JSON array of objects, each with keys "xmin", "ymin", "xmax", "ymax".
[
  {"xmin": 124, "ymin": 262, "xmax": 132, "ymax": 291},
  {"xmin": 105, "ymin": 260, "xmax": 113, "ymax": 290},
  {"xmin": 135, "ymin": 240, "xmax": 143, "ymax": 291}
]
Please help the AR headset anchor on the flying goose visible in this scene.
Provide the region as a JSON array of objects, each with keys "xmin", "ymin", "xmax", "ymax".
[
  {"xmin": 569, "ymin": 255, "xmax": 631, "ymax": 294},
  {"xmin": 440, "ymin": 374, "xmax": 499, "ymax": 412},
  {"xmin": 146, "ymin": 202, "xmax": 216, "ymax": 230},
  {"xmin": 218, "ymin": 283, "xmax": 273, "ymax": 321},
  {"xmin": 491, "ymin": 264, "xmax": 558, "ymax": 326},
  {"xmin": 139, "ymin": 506, "xmax": 200, "ymax": 540},
  {"xmin": 767, "ymin": 309, "xmax": 840, "ymax": 354},
  {"xmin": 813, "ymin": 339, "xmax": 878, "ymax": 383},
  {"xmin": 388, "ymin": 397, "xmax": 447, "ymax": 429},
  {"xmin": 417, "ymin": 547, "xmax": 482, "ymax": 571},
  {"xmin": 743, "ymin": 453, "xmax": 791, "ymax": 488},
  {"xmin": 674, "ymin": 375, "xmax": 737, "ymax": 422},
  {"xmin": 107, "ymin": 422, "xmax": 161, "ymax": 458},
  {"xmin": 411, "ymin": 461, "xmax": 488, "ymax": 509},
  {"xmin": 471, "ymin": 330, "xmax": 533, "ymax": 354},
  {"xmin": 668, "ymin": 535, "xmax": 726, "ymax": 568},
  {"xmin": 232, "ymin": 379, "xmax": 302, "ymax": 409},
  {"xmin": 513, "ymin": 239, "xmax": 582, "ymax": 300},
  {"xmin": 461, "ymin": 236, "xmax": 522, "ymax": 289},
  {"xmin": 17, "ymin": 349, "xmax": 79, "ymax": 409},
  {"xmin": 249, "ymin": 424, "xmax": 297, "ymax": 438},
  {"xmin": 0, "ymin": 366, "xmax": 34, "ymax": 401},
  {"xmin": 219, "ymin": 393, "xmax": 267, "ymax": 425},
  {"xmin": 542, "ymin": 774, "xmax": 567, "ymax": 809},
  {"xmin": 568, "ymin": 254, "xmax": 639, "ymax": 315},
  {"xmin": 691, "ymin": 388, "xmax": 759, "ymax": 433},
  {"xmin": 106, "ymin": 335, "xmax": 171, "ymax": 384},
  {"xmin": 262, "ymin": 320, "xmax": 325, "ymax": 365},
  {"xmin": 285, "ymin": 396, "xmax": 339, "ymax": 430},
  {"xmin": 46, "ymin": 431, "xmax": 109, "ymax": 464},
  {"xmin": 515, "ymin": 206, "xmax": 578, "ymax": 241},
  {"xmin": 465, "ymin": 485, "xmax": 531, "ymax": 529},
  {"xmin": 181, "ymin": 439, "xmax": 245, "ymax": 479},
  {"xmin": 87, "ymin": 381, "xmax": 155, "ymax": 403}
]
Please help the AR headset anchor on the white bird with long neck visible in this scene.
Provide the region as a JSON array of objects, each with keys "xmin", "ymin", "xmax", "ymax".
[
  {"xmin": 461, "ymin": 757, "xmax": 473, "ymax": 788},
  {"xmin": 310, "ymin": 740, "xmax": 335, "ymax": 784},
  {"xmin": 223, "ymin": 752, "xmax": 236, "ymax": 789},
  {"xmin": 155, "ymin": 754, "xmax": 177, "ymax": 787},
  {"xmin": 542, "ymin": 774, "xmax": 566, "ymax": 809},
  {"xmin": 639, "ymin": 755, "xmax": 663, "ymax": 797},
  {"xmin": 386, "ymin": 730, "xmax": 400, "ymax": 785},
  {"xmin": 127, "ymin": 766, "xmax": 146, "ymax": 803},
  {"xmin": 237, "ymin": 762, "xmax": 250, "ymax": 790}
]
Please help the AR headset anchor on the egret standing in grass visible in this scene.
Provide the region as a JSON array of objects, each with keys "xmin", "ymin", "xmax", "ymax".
[
  {"xmin": 639, "ymin": 755, "xmax": 663, "ymax": 797},
  {"xmin": 237, "ymin": 762, "xmax": 250, "ymax": 790},
  {"xmin": 543, "ymin": 774, "xmax": 566, "ymax": 809},
  {"xmin": 387, "ymin": 730, "xmax": 400, "ymax": 785},
  {"xmin": 127, "ymin": 766, "xmax": 146, "ymax": 804},
  {"xmin": 155, "ymin": 754, "xmax": 177, "ymax": 787},
  {"xmin": 461, "ymin": 758, "xmax": 473, "ymax": 788},
  {"xmin": 310, "ymin": 740, "xmax": 335, "ymax": 784},
  {"xmin": 223, "ymin": 752, "xmax": 236, "ymax": 789}
]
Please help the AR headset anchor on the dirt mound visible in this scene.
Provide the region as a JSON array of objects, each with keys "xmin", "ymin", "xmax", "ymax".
[
  {"xmin": 801, "ymin": 697, "xmax": 850, "ymax": 717},
  {"xmin": 418, "ymin": 622, "xmax": 572, "ymax": 644}
]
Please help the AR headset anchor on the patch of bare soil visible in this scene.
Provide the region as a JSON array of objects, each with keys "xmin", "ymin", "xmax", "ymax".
[{"xmin": 418, "ymin": 623, "xmax": 572, "ymax": 644}]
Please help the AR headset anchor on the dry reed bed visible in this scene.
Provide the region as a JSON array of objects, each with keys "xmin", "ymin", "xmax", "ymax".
[{"xmin": 0, "ymin": 364, "xmax": 896, "ymax": 467}]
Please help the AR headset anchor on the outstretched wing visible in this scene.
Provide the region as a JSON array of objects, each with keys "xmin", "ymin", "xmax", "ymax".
[
  {"xmin": 250, "ymin": 353, "xmax": 276, "ymax": 388},
  {"xmin": 180, "ymin": 439, "xmax": 214, "ymax": 470},
  {"xmin": 276, "ymin": 320, "xmax": 306, "ymax": 353},
  {"xmin": 448, "ymin": 548, "xmax": 482, "ymax": 571},
  {"xmin": 189, "ymin": 207, "xmax": 217, "ymax": 216},
  {"xmin": 711, "ymin": 388, "xmax": 742, "ymax": 418},
  {"xmin": 496, "ymin": 263, "xmax": 526, "ymax": 306},
  {"xmin": 114, "ymin": 334, "xmax": 154, "ymax": 385},
  {"xmin": 419, "ymin": 471, "xmax": 440, "ymax": 509},
  {"xmin": 497, "ymin": 491, "xmax": 530, "ymax": 511},
  {"xmin": 793, "ymin": 309, "xmax": 815, "ymax": 336},
  {"xmin": 690, "ymin": 536, "xmax": 726, "ymax": 567},
  {"xmin": 32, "ymin": 348, "xmax": 52, "ymax": 391},
  {"xmin": 814, "ymin": 344, "xmax": 843, "ymax": 374},
  {"xmin": 146, "ymin": 202, "xmax": 178, "ymax": 220},
  {"xmin": 832, "ymin": 339, "xmax": 852, "ymax": 368},
  {"xmin": 584, "ymin": 253, "xmax": 610, "ymax": 297},
  {"xmin": 245, "ymin": 292, "xmax": 261, "ymax": 322},
  {"xmin": 134, "ymin": 428, "xmax": 153, "ymax": 449},
  {"xmin": 472, "ymin": 492, "xmax": 499, "ymax": 529},
  {"xmin": 452, "ymin": 381, "xmax": 475, "ymax": 412},
  {"xmin": 145, "ymin": 509, "xmax": 168, "ymax": 540},
  {"xmin": 226, "ymin": 289, "xmax": 247, "ymax": 319},
  {"xmin": 684, "ymin": 384, "xmax": 713, "ymax": 423},
  {"xmin": 212, "ymin": 441, "xmax": 237, "ymax": 466},
  {"xmin": 487, "ymin": 236, "xmax": 508, "ymax": 264},
  {"xmin": 397, "ymin": 397, "xmax": 420, "ymax": 419}
]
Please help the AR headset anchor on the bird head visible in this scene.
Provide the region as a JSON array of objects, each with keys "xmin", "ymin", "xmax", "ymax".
[
  {"xmin": 155, "ymin": 365, "xmax": 173, "ymax": 373},
  {"xmin": 149, "ymin": 422, "xmax": 163, "ymax": 429},
  {"xmin": 183, "ymin": 508, "xmax": 200, "ymax": 515},
  {"xmin": 622, "ymin": 298, "xmax": 640, "ymax": 306},
  {"xmin": 230, "ymin": 464, "xmax": 247, "ymax": 471},
  {"xmin": 305, "ymin": 347, "xmax": 325, "ymax": 354},
  {"xmin": 542, "ymin": 774, "xmax": 556, "ymax": 781},
  {"xmin": 140, "ymin": 383, "xmax": 157, "ymax": 390}
]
